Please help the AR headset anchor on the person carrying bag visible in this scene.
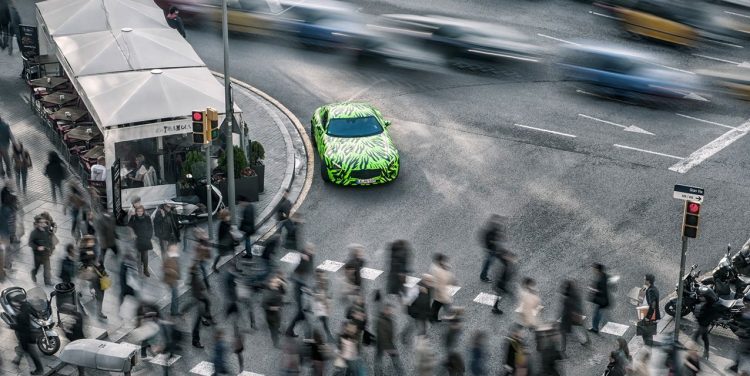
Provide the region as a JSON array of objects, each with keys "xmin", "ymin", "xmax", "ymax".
[{"xmin": 636, "ymin": 274, "xmax": 660, "ymax": 346}]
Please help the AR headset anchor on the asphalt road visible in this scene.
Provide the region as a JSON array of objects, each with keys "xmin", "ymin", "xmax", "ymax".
[{"xmin": 84, "ymin": 0, "xmax": 750, "ymax": 374}]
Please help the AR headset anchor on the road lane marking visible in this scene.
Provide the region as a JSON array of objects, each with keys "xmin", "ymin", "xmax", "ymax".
[
  {"xmin": 473, "ymin": 292, "xmax": 498, "ymax": 306},
  {"xmin": 614, "ymin": 144, "xmax": 685, "ymax": 160},
  {"xmin": 578, "ymin": 114, "xmax": 654, "ymax": 135},
  {"xmin": 238, "ymin": 372, "xmax": 265, "ymax": 376},
  {"xmin": 280, "ymin": 252, "xmax": 301, "ymax": 265},
  {"xmin": 725, "ymin": 10, "xmax": 750, "ymax": 19},
  {"xmin": 676, "ymin": 113, "xmax": 736, "ymax": 130},
  {"xmin": 360, "ymin": 267, "xmax": 383, "ymax": 280},
  {"xmin": 669, "ymin": 118, "xmax": 750, "ymax": 173},
  {"xmin": 316, "ymin": 260, "xmax": 344, "ymax": 272},
  {"xmin": 600, "ymin": 322, "xmax": 630, "ymax": 336},
  {"xmin": 692, "ymin": 54, "xmax": 740, "ymax": 65},
  {"xmin": 150, "ymin": 354, "xmax": 181, "ymax": 367},
  {"xmin": 575, "ymin": 89, "xmax": 637, "ymax": 105},
  {"xmin": 537, "ymin": 33, "xmax": 579, "ymax": 45},
  {"xmin": 345, "ymin": 79, "xmax": 385, "ymax": 102},
  {"xmin": 514, "ymin": 123, "xmax": 577, "ymax": 138},
  {"xmin": 467, "ymin": 49, "xmax": 539, "ymax": 63},
  {"xmin": 588, "ymin": 10, "xmax": 622, "ymax": 21},
  {"xmin": 405, "ymin": 276, "xmax": 420, "ymax": 288},
  {"xmin": 448, "ymin": 285, "xmax": 461, "ymax": 296},
  {"xmin": 190, "ymin": 361, "xmax": 214, "ymax": 376},
  {"xmin": 652, "ymin": 63, "xmax": 694, "ymax": 75}
]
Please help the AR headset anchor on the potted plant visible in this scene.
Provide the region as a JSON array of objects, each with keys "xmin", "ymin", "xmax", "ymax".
[
  {"xmin": 248, "ymin": 140, "xmax": 265, "ymax": 193},
  {"xmin": 218, "ymin": 146, "xmax": 259, "ymax": 202},
  {"xmin": 178, "ymin": 150, "xmax": 206, "ymax": 195}
]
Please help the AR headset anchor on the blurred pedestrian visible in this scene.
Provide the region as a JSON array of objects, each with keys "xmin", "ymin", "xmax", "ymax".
[
  {"xmin": 402, "ymin": 274, "xmax": 433, "ymax": 343},
  {"xmin": 492, "ymin": 250, "xmax": 517, "ymax": 315},
  {"xmin": 239, "ymin": 196, "xmax": 256, "ymax": 257},
  {"xmin": 66, "ymin": 183, "xmax": 86, "ymax": 239},
  {"xmin": 479, "ymin": 214, "xmax": 506, "ymax": 282},
  {"xmin": 128, "ymin": 205, "xmax": 153, "ymax": 277},
  {"xmin": 166, "ymin": 6, "xmax": 186, "ymax": 38},
  {"xmin": 503, "ymin": 324, "xmax": 530, "ymax": 376},
  {"xmin": 126, "ymin": 196, "xmax": 142, "ymax": 223},
  {"xmin": 430, "ymin": 253, "xmax": 456, "ymax": 322},
  {"xmin": 442, "ymin": 351, "xmax": 466, "ymax": 376},
  {"xmin": 415, "ymin": 335, "xmax": 436, "ymax": 376},
  {"xmin": 605, "ymin": 350, "xmax": 627, "ymax": 376},
  {"xmin": 684, "ymin": 342, "xmax": 701, "ymax": 376},
  {"xmin": 232, "ymin": 323, "xmax": 245, "ymax": 372},
  {"xmin": 118, "ymin": 247, "xmax": 138, "ymax": 307},
  {"xmin": 0, "ymin": 115, "xmax": 14, "ymax": 179},
  {"xmin": 12, "ymin": 141, "xmax": 30, "ymax": 194},
  {"xmin": 468, "ymin": 331, "xmax": 487, "ymax": 376},
  {"xmin": 588, "ymin": 263, "xmax": 610, "ymax": 334},
  {"xmin": 336, "ymin": 321, "xmax": 363, "ymax": 375},
  {"xmin": 11, "ymin": 299, "xmax": 43, "ymax": 374},
  {"xmin": 445, "ymin": 308, "xmax": 464, "ymax": 353},
  {"xmin": 286, "ymin": 242, "xmax": 315, "ymax": 337},
  {"xmin": 311, "ymin": 269, "xmax": 334, "ymax": 341},
  {"xmin": 29, "ymin": 215, "xmax": 53, "ymax": 285},
  {"xmin": 309, "ymin": 330, "xmax": 331, "ymax": 376},
  {"xmin": 44, "ymin": 151, "xmax": 67, "ymax": 204},
  {"xmin": 91, "ymin": 262, "xmax": 109, "ymax": 320},
  {"xmin": 276, "ymin": 188, "xmax": 292, "ymax": 231},
  {"xmin": 1, "ymin": 185, "xmax": 18, "ymax": 246},
  {"xmin": 283, "ymin": 212, "xmax": 303, "ymax": 251},
  {"xmin": 155, "ymin": 317, "xmax": 181, "ymax": 376},
  {"xmin": 59, "ymin": 243, "xmax": 77, "ymax": 284},
  {"xmin": 263, "ymin": 273, "xmax": 286, "ymax": 348},
  {"xmin": 187, "ymin": 255, "xmax": 214, "ymax": 348},
  {"xmin": 90, "ymin": 156, "xmax": 106, "ymax": 181},
  {"xmin": 538, "ymin": 328, "xmax": 563, "ymax": 376},
  {"xmin": 559, "ymin": 279, "xmax": 590, "ymax": 353},
  {"xmin": 60, "ymin": 303, "xmax": 85, "ymax": 342},
  {"xmin": 693, "ymin": 286, "xmax": 719, "ymax": 359},
  {"xmin": 343, "ymin": 244, "xmax": 366, "ymax": 300},
  {"xmin": 213, "ymin": 329, "xmax": 229, "ymax": 375},
  {"xmin": 162, "ymin": 244, "xmax": 181, "ymax": 317},
  {"xmin": 95, "ymin": 212, "xmax": 118, "ymax": 264},
  {"xmin": 213, "ymin": 209, "xmax": 234, "ymax": 272},
  {"xmin": 630, "ymin": 350, "xmax": 651, "ymax": 376},
  {"xmin": 386, "ymin": 239, "xmax": 411, "ymax": 296},
  {"xmin": 375, "ymin": 303, "xmax": 404, "ymax": 375},
  {"xmin": 639, "ymin": 274, "xmax": 660, "ymax": 346},
  {"xmin": 613, "ymin": 337, "xmax": 632, "ymax": 370},
  {"xmin": 153, "ymin": 203, "xmax": 180, "ymax": 259},
  {"xmin": 516, "ymin": 277, "xmax": 542, "ymax": 330}
]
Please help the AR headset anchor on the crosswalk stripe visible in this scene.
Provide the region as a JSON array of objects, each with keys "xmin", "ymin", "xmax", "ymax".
[
  {"xmin": 600, "ymin": 322, "xmax": 630, "ymax": 337},
  {"xmin": 190, "ymin": 361, "xmax": 214, "ymax": 376},
  {"xmin": 404, "ymin": 276, "xmax": 420, "ymax": 288},
  {"xmin": 360, "ymin": 267, "xmax": 383, "ymax": 280},
  {"xmin": 150, "ymin": 354, "xmax": 181, "ymax": 367},
  {"xmin": 237, "ymin": 372, "xmax": 265, "ymax": 376},
  {"xmin": 316, "ymin": 260, "xmax": 344, "ymax": 272},
  {"xmin": 473, "ymin": 292, "xmax": 498, "ymax": 306},
  {"xmin": 448, "ymin": 285, "xmax": 461, "ymax": 296},
  {"xmin": 280, "ymin": 252, "xmax": 300, "ymax": 265}
]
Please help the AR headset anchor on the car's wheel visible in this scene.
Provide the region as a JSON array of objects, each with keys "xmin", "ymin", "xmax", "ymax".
[
  {"xmin": 38, "ymin": 335, "xmax": 60, "ymax": 355},
  {"xmin": 320, "ymin": 161, "xmax": 331, "ymax": 183}
]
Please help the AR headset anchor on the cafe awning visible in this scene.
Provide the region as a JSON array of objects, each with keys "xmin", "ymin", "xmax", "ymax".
[
  {"xmin": 54, "ymin": 28, "xmax": 205, "ymax": 77},
  {"xmin": 37, "ymin": 0, "xmax": 169, "ymax": 37},
  {"xmin": 77, "ymin": 67, "xmax": 241, "ymax": 129}
]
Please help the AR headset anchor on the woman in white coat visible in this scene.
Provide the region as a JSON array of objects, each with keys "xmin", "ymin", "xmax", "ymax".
[
  {"xmin": 429, "ymin": 253, "xmax": 456, "ymax": 322},
  {"xmin": 516, "ymin": 277, "xmax": 543, "ymax": 329}
]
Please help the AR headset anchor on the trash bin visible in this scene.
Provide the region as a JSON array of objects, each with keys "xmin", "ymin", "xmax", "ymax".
[{"xmin": 54, "ymin": 282, "xmax": 78, "ymax": 317}]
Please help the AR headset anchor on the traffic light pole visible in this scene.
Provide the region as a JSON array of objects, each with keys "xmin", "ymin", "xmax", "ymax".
[
  {"xmin": 206, "ymin": 144, "xmax": 213, "ymax": 240},
  {"xmin": 674, "ymin": 235, "xmax": 688, "ymax": 343},
  {"xmin": 222, "ymin": 0, "xmax": 236, "ymax": 224}
]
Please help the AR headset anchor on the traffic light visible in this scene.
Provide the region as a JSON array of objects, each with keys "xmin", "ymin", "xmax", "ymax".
[
  {"xmin": 206, "ymin": 107, "xmax": 219, "ymax": 141},
  {"xmin": 192, "ymin": 110, "xmax": 207, "ymax": 144},
  {"xmin": 682, "ymin": 201, "xmax": 701, "ymax": 238}
]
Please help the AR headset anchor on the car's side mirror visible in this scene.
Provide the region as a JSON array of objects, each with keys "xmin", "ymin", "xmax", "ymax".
[{"xmin": 384, "ymin": 120, "xmax": 391, "ymax": 127}]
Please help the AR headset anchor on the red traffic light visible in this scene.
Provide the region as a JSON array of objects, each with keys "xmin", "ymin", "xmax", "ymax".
[
  {"xmin": 192, "ymin": 111, "xmax": 203, "ymax": 121},
  {"xmin": 687, "ymin": 202, "xmax": 701, "ymax": 214}
]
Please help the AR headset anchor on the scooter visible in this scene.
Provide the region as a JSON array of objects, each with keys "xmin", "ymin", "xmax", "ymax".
[
  {"xmin": 665, "ymin": 264, "xmax": 703, "ymax": 317},
  {"xmin": 703, "ymin": 244, "xmax": 750, "ymax": 299},
  {"xmin": 148, "ymin": 176, "xmax": 224, "ymax": 226},
  {"xmin": 1, "ymin": 286, "xmax": 61, "ymax": 355}
]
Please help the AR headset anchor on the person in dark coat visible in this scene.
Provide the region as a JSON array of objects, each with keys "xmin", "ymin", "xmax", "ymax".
[
  {"xmin": 492, "ymin": 250, "xmax": 517, "ymax": 315},
  {"xmin": 0, "ymin": 115, "xmax": 15, "ymax": 179},
  {"xmin": 479, "ymin": 214, "xmax": 505, "ymax": 282},
  {"xmin": 44, "ymin": 151, "xmax": 67, "ymax": 203},
  {"xmin": 239, "ymin": 196, "xmax": 255, "ymax": 257},
  {"xmin": 343, "ymin": 244, "xmax": 365, "ymax": 299},
  {"xmin": 29, "ymin": 215, "xmax": 53, "ymax": 285},
  {"xmin": 60, "ymin": 304, "xmax": 85, "ymax": 342},
  {"xmin": 118, "ymin": 249, "xmax": 138, "ymax": 306},
  {"xmin": 153, "ymin": 203, "xmax": 180, "ymax": 259},
  {"xmin": 12, "ymin": 141, "xmax": 31, "ymax": 195},
  {"xmin": 165, "ymin": 6, "xmax": 186, "ymax": 38},
  {"xmin": 11, "ymin": 300, "xmax": 43, "ymax": 374},
  {"xmin": 402, "ymin": 274, "xmax": 433, "ymax": 344},
  {"xmin": 693, "ymin": 287, "xmax": 719, "ymax": 359},
  {"xmin": 588, "ymin": 263, "xmax": 610, "ymax": 333},
  {"xmin": 285, "ymin": 243, "xmax": 315, "ymax": 337},
  {"xmin": 503, "ymin": 324, "xmax": 530, "ymax": 376},
  {"xmin": 95, "ymin": 212, "xmax": 118, "ymax": 264},
  {"xmin": 468, "ymin": 331, "xmax": 487, "ymax": 376},
  {"xmin": 213, "ymin": 209, "xmax": 233, "ymax": 272},
  {"xmin": 128, "ymin": 206, "xmax": 153, "ymax": 277},
  {"xmin": 641, "ymin": 273, "xmax": 661, "ymax": 346},
  {"xmin": 386, "ymin": 239, "xmax": 411, "ymax": 296},
  {"xmin": 59, "ymin": 244, "xmax": 77, "ymax": 284},
  {"xmin": 187, "ymin": 257, "xmax": 213, "ymax": 348},
  {"xmin": 375, "ymin": 303, "xmax": 404, "ymax": 375},
  {"xmin": 212, "ymin": 329, "xmax": 229, "ymax": 375},
  {"xmin": 559, "ymin": 279, "xmax": 590, "ymax": 352},
  {"xmin": 263, "ymin": 273, "xmax": 285, "ymax": 348}
]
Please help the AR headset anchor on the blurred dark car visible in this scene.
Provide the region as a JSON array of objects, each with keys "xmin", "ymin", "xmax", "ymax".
[
  {"xmin": 274, "ymin": 0, "xmax": 370, "ymax": 50},
  {"xmin": 558, "ymin": 44, "xmax": 704, "ymax": 100},
  {"xmin": 697, "ymin": 64, "xmax": 750, "ymax": 100},
  {"xmin": 153, "ymin": 0, "xmax": 281, "ymax": 36}
]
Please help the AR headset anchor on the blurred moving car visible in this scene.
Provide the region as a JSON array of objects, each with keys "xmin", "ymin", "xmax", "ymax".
[
  {"xmin": 274, "ymin": 0, "xmax": 371, "ymax": 50},
  {"xmin": 558, "ymin": 44, "xmax": 705, "ymax": 101},
  {"xmin": 696, "ymin": 64, "xmax": 750, "ymax": 100},
  {"xmin": 153, "ymin": 0, "xmax": 282, "ymax": 35},
  {"xmin": 310, "ymin": 102, "xmax": 399, "ymax": 185},
  {"xmin": 597, "ymin": 0, "xmax": 700, "ymax": 46}
]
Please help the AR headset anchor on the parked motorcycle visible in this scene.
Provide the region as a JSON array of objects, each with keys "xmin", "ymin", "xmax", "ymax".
[
  {"xmin": 702, "ymin": 244, "xmax": 750, "ymax": 299},
  {"xmin": 147, "ymin": 176, "xmax": 224, "ymax": 226},
  {"xmin": 665, "ymin": 264, "xmax": 703, "ymax": 317},
  {"xmin": 696, "ymin": 285, "xmax": 747, "ymax": 333},
  {"xmin": 1, "ymin": 286, "xmax": 61, "ymax": 355}
]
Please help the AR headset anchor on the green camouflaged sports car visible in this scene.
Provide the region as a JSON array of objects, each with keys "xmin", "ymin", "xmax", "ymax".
[{"xmin": 311, "ymin": 102, "xmax": 399, "ymax": 185}]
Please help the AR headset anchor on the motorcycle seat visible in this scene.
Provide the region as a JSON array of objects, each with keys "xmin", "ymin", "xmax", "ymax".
[
  {"xmin": 738, "ymin": 275, "xmax": 750, "ymax": 284},
  {"xmin": 172, "ymin": 196, "xmax": 200, "ymax": 205},
  {"xmin": 2, "ymin": 288, "xmax": 26, "ymax": 311},
  {"xmin": 719, "ymin": 298, "xmax": 740, "ymax": 308}
]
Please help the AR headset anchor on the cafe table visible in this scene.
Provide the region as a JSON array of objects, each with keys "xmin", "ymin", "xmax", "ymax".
[
  {"xmin": 29, "ymin": 76, "xmax": 68, "ymax": 90},
  {"xmin": 50, "ymin": 107, "xmax": 88, "ymax": 122},
  {"xmin": 66, "ymin": 125, "xmax": 101, "ymax": 142},
  {"xmin": 41, "ymin": 92, "xmax": 78, "ymax": 107}
]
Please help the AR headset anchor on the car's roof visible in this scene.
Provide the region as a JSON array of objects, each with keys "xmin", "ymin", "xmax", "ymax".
[{"xmin": 326, "ymin": 102, "xmax": 378, "ymax": 119}]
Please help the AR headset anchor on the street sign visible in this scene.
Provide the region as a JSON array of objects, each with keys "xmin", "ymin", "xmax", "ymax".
[{"xmin": 673, "ymin": 184, "xmax": 704, "ymax": 202}]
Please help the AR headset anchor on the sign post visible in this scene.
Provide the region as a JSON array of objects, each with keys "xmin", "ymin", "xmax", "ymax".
[
  {"xmin": 672, "ymin": 185, "xmax": 704, "ymax": 344},
  {"xmin": 111, "ymin": 159, "xmax": 123, "ymax": 225}
]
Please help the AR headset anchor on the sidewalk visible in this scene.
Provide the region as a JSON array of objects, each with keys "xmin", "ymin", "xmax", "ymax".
[{"xmin": 0, "ymin": 30, "xmax": 311, "ymax": 376}]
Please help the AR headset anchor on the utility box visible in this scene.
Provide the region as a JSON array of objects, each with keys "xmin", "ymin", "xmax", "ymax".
[{"xmin": 58, "ymin": 339, "xmax": 138, "ymax": 374}]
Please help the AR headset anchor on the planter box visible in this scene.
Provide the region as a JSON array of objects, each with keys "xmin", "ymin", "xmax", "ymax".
[
  {"xmin": 250, "ymin": 163, "xmax": 265, "ymax": 193},
  {"xmin": 218, "ymin": 176, "xmax": 259, "ymax": 203}
]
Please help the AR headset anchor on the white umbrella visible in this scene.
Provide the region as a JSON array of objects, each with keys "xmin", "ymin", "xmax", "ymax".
[{"xmin": 37, "ymin": 0, "xmax": 169, "ymax": 37}]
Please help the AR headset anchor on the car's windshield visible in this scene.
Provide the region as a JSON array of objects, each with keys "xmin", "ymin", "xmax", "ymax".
[{"xmin": 327, "ymin": 116, "xmax": 383, "ymax": 138}]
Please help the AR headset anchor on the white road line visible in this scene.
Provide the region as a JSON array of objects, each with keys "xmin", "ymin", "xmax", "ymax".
[
  {"xmin": 360, "ymin": 267, "xmax": 384, "ymax": 280},
  {"xmin": 150, "ymin": 354, "xmax": 181, "ymax": 367},
  {"xmin": 653, "ymin": 63, "xmax": 694, "ymax": 75},
  {"xmin": 676, "ymin": 113, "xmax": 736, "ymax": 130},
  {"xmin": 578, "ymin": 113, "xmax": 626, "ymax": 129},
  {"xmin": 712, "ymin": 40, "xmax": 744, "ymax": 49},
  {"xmin": 614, "ymin": 144, "xmax": 685, "ymax": 160},
  {"xmin": 280, "ymin": 252, "xmax": 301, "ymax": 264},
  {"xmin": 238, "ymin": 372, "xmax": 265, "ymax": 376},
  {"xmin": 405, "ymin": 276, "xmax": 420, "ymax": 288},
  {"xmin": 345, "ymin": 79, "xmax": 385, "ymax": 102},
  {"xmin": 473, "ymin": 292, "xmax": 498, "ymax": 306},
  {"xmin": 579, "ymin": 114, "xmax": 654, "ymax": 134},
  {"xmin": 600, "ymin": 322, "xmax": 630, "ymax": 336},
  {"xmin": 190, "ymin": 361, "xmax": 214, "ymax": 376},
  {"xmin": 588, "ymin": 10, "xmax": 622, "ymax": 21},
  {"xmin": 669, "ymin": 118, "xmax": 750, "ymax": 173},
  {"xmin": 316, "ymin": 260, "xmax": 344, "ymax": 272},
  {"xmin": 725, "ymin": 10, "xmax": 750, "ymax": 19},
  {"xmin": 537, "ymin": 33, "xmax": 578, "ymax": 45},
  {"xmin": 692, "ymin": 54, "xmax": 740, "ymax": 65},
  {"xmin": 448, "ymin": 285, "xmax": 461, "ymax": 296},
  {"xmin": 514, "ymin": 123, "xmax": 577, "ymax": 138}
]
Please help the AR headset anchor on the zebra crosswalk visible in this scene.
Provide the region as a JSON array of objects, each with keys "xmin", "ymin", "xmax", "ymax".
[{"xmin": 189, "ymin": 361, "xmax": 264, "ymax": 376}]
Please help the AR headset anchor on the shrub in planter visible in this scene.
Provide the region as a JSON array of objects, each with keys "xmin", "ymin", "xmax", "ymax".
[
  {"xmin": 218, "ymin": 146, "xmax": 259, "ymax": 201},
  {"xmin": 179, "ymin": 150, "xmax": 206, "ymax": 195},
  {"xmin": 248, "ymin": 140, "xmax": 265, "ymax": 193},
  {"xmin": 218, "ymin": 145, "xmax": 248, "ymax": 177}
]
